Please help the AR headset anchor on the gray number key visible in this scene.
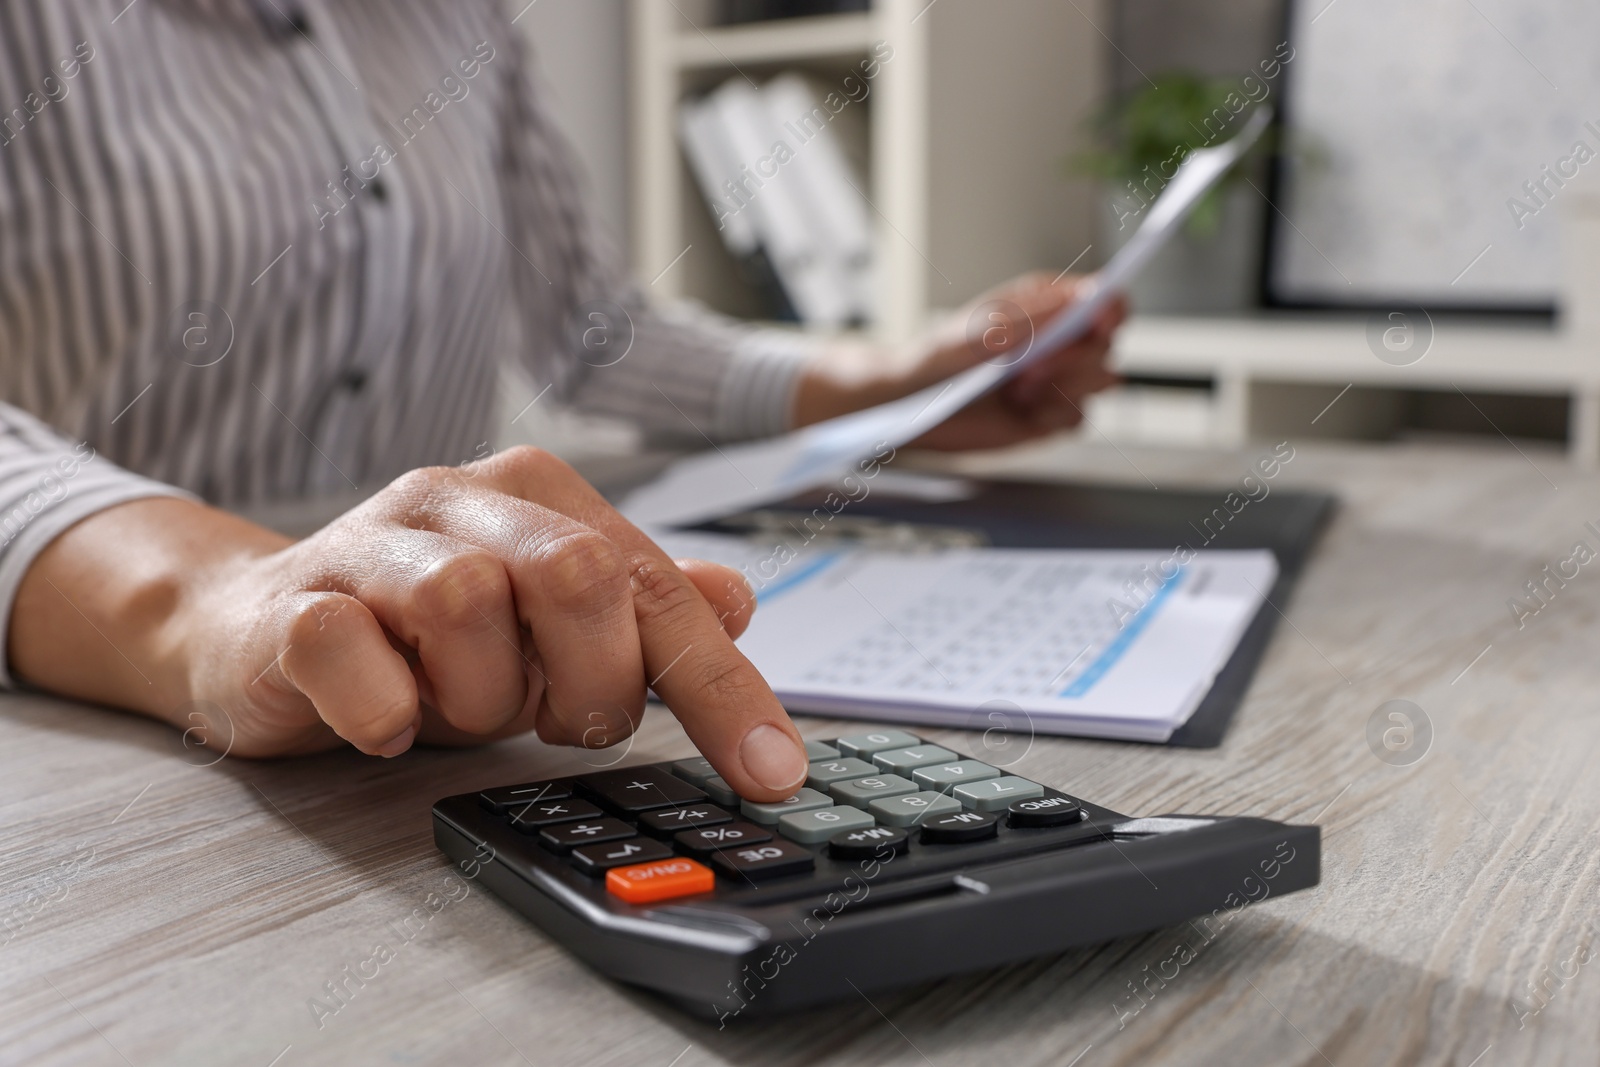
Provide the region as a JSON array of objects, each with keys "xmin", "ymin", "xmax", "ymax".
[
  {"xmin": 702, "ymin": 776, "xmax": 740, "ymax": 807},
  {"xmin": 804, "ymin": 739, "xmax": 842, "ymax": 760},
  {"xmin": 830, "ymin": 774, "xmax": 918, "ymax": 808},
  {"xmin": 835, "ymin": 729, "xmax": 922, "ymax": 758},
  {"xmin": 872, "ymin": 745, "xmax": 958, "ymax": 774},
  {"xmin": 778, "ymin": 804, "xmax": 876, "ymax": 844},
  {"xmin": 867, "ymin": 790, "xmax": 962, "ymax": 827},
  {"xmin": 670, "ymin": 757, "xmax": 717, "ymax": 786},
  {"xmin": 913, "ymin": 760, "xmax": 1000, "ymax": 794},
  {"xmin": 741, "ymin": 787, "xmax": 833, "ymax": 825},
  {"xmin": 805, "ymin": 758, "xmax": 879, "ymax": 790},
  {"xmin": 952, "ymin": 776, "xmax": 1045, "ymax": 811}
]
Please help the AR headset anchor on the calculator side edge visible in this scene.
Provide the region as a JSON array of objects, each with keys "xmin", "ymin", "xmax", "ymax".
[
  {"xmin": 431, "ymin": 796, "xmax": 761, "ymax": 996},
  {"xmin": 689, "ymin": 816, "xmax": 1322, "ymax": 1017}
]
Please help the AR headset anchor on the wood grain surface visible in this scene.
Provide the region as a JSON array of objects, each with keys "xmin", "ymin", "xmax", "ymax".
[{"xmin": 3, "ymin": 438, "xmax": 1597, "ymax": 1067}]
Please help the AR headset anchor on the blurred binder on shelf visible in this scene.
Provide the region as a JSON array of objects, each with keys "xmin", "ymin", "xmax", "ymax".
[
  {"xmin": 677, "ymin": 74, "xmax": 874, "ymax": 329},
  {"xmin": 678, "ymin": 98, "xmax": 762, "ymax": 258},
  {"xmin": 763, "ymin": 73, "xmax": 873, "ymax": 323},
  {"xmin": 677, "ymin": 93, "xmax": 799, "ymax": 321}
]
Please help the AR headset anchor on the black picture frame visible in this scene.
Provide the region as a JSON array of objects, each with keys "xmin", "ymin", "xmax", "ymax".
[{"xmin": 1256, "ymin": 0, "xmax": 1558, "ymax": 319}]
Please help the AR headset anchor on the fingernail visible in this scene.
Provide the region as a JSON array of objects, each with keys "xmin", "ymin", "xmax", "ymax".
[
  {"xmin": 739, "ymin": 724, "xmax": 808, "ymax": 793},
  {"xmin": 374, "ymin": 725, "xmax": 416, "ymax": 758}
]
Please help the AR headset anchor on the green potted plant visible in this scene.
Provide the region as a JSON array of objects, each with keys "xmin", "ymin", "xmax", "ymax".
[{"xmin": 1074, "ymin": 73, "xmax": 1273, "ymax": 313}]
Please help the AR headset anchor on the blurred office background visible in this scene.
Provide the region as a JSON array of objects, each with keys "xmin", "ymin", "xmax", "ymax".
[{"xmin": 505, "ymin": 0, "xmax": 1596, "ymax": 466}]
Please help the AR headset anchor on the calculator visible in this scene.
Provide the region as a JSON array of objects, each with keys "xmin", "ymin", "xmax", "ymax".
[{"xmin": 432, "ymin": 728, "xmax": 1320, "ymax": 1019}]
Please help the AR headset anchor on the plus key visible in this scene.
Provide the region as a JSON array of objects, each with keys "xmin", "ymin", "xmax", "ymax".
[{"xmin": 576, "ymin": 766, "xmax": 707, "ymax": 815}]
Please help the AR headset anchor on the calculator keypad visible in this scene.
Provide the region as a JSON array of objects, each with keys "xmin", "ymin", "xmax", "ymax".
[
  {"xmin": 674, "ymin": 821, "xmax": 772, "ymax": 857},
  {"xmin": 702, "ymin": 776, "xmax": 740, "ymax": 807},
  {"xmin": 953, "ymin": 776, "xmax": 1044, "ymax": 811},
  {"xmin": 570, "ymin": 836, "xmax": 674, "ymax": 875},
  {"xmin": 778, "ymin": 804, "xmax": 875, "ymax": 844},
  {"xmin": 1007, "ymin": 790, "xmax": 1085, "ymax": 827},
  {"xmin": 669, "ymin": 757, "xmax": 717, "ymax": 786},
  {"xmin": 912, "ymin": 760, "xmax": 1001, "ymax": 793},
  {"xmin": 803, "ymin": 740, "xmax": 843, "ymax": 760},
  {"xmin": 871, "ymin": 745, "xmax": 959, "ymax": 774},
  {"xmin": 539, "ymin": 817, "xmax": 636, "ymax": 853},
  {"xmin": 829, "ymin": 774, "xmax": 918, "ymax": 808},
  {"xmin": 638, "ymin": 803, "xmax": 731, "ymax": 837},
  {"xmin": 804, "ymin": 758, "xmax": 880, "ymax": 790},
  {"xmin": 835, "ymin": 729, "xmax": 922, "ymax": 757},
  {"xmin": 711, "ymin": 840, "xmax": 816, "ymax": 880},
  {"xmin": 868, "ymin": 790, "xmax": 963, "ymax": 827},
  {"xmin": 828, "ymin": 824, "xmax": 909, "ymax": 859},
  {"xmin": 605, "ymin": 857, "xmax": 715, "ymax": 904},
  {"xmin": 920, "ymin": 810, "xmax": 1000, "ymax": 844},
  {"xmin": 576, "ymin": 766, "xmax": 707, "ymax": 814},
  {"xmin": 740, "ymin": 787, "xmax": 832, "ymax": 825},
  {"xmin": 465, "ymin": 732, "xmax": 1091, "ymax": 900},
  {"xmin": 506, "ymin": 797, "xmax": 603, "ymax": 831},
  {"xmin": 479, "ymin": 779, "xmax": 573, "ymax": 813}
]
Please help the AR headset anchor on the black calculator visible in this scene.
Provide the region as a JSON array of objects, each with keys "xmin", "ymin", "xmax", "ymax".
[{"xmin": 432, "ymin": 728, "xmax": 1320, "ymax": 1019}]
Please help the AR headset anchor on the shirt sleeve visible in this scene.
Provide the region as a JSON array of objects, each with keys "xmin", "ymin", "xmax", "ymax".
[
  {"xmin": 496, "ymin": 26, "xmax": 814, "ymax": 443},
  {"xmin": 0, "ymin": 403, "xmax": 198, "ymax": 688}
]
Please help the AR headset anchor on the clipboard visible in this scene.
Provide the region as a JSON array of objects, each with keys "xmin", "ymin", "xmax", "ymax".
[{"xmin": 688, "ymin": 474, "xmax": 1336, "ymax": 748}]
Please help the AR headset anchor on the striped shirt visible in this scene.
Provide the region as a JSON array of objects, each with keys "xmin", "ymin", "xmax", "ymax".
[{"xmin": 0, "ymin": 0, "xmax": 811, "ymax": 684}]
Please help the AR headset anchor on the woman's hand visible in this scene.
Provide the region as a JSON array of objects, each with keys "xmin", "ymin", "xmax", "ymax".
[
  {"xmin": 794, "ymin": 271, "xmax": 1127, "ymax": 450},
  {"xmin": 10, "ymin": 447, "xmax": 811, "ymax": 801}
]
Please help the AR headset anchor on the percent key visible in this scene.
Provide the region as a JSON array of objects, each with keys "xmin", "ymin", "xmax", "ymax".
[{"xmin": 674, "ymin": 821, "xmax": 773, "ymax": 858}]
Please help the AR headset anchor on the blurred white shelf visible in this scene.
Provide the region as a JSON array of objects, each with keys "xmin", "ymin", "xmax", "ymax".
[
  {"xmin": 1081, "ymin": 385, "xmax": 1219, "ymax": 448},
  {"xmin": 673, "ymin": 12, "xmax": 880, "ymax": 67},
  {"xmin": 1111, "ymin": 314, "xmax": 1600, "ymax": 465},
  {"xmin": 1117, "ymin": 315, "xmax": 1594, "ymax": 390},
  {"xmin": 630, "ymin": 0, "xmax": 1106, "ymax": 344}
]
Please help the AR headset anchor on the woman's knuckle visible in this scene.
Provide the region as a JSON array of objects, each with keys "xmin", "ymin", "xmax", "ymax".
[
  {"xmin": 342, "ymin": 692, "xmax": 415, "ymax": 746},
  {"xmin": 500, "ymin": 444, "xmax": 567, "ymax": 478},
  {"xmin": 388, "ymin": 465, "xmax": 448, "ymax": 496},
  {"xmin": 416, "ymin": 552, "xmax": 507, "ymax": 630},
  {"xmin": 500, "ymin": 444, "xmax": 547, "ymax": 464},
  {"xmin": 286, "ymin": 595, "xmax": 354, "ymax": 648},
  {"xmin": 539, "ymin": 531, "xmax": 627, "ymax": 610},
  {"xmin": 628, "ymin": 556, "xmax": 699, "ymax": 622}
]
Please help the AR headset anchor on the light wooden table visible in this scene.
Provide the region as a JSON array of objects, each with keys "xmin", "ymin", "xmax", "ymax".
[{"xmin": 3, "ymin": 439, "xmax": 1598, "ymax": 1067}]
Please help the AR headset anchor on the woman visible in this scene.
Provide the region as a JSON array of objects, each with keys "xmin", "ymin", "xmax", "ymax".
[{"xmin": 0, "ymin": 0, "xmax": 1122, "ymax": 802}]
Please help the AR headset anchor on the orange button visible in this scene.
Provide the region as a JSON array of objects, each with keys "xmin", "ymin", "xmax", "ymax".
[{"xmin": 606, "ymin": 857, "xmax": 715, "ymax": 904}]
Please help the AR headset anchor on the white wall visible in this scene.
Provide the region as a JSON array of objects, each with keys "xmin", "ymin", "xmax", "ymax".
[
  {"xmin": 499, "ymin": 0, "xmax": 642, "ymax": 462},
  {"xmin": 512, "ymin": 0, "xmax": 631, "ymax": 244}
]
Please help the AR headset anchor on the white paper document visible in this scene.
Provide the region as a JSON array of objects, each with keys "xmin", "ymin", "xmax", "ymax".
[
  {"xmin": 623, "ymin": 108, "xmax": 1272, "ymax": 529},
  {"xmin": 655, "ymin": 530, "xmax": 1279, "ymax": 742}
]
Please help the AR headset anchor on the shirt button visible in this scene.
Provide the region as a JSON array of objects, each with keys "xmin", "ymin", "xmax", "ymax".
[
  {"xmin": 287, "ymin": 12, "xmax": 311, "ymax": 37},
  {"xmin": 369, "ymin": 179, "xmax": 388, "ymax": 203},
  {"xmin": 340, "ymin": 369, "xmax": 367, "ymax": 392}
]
